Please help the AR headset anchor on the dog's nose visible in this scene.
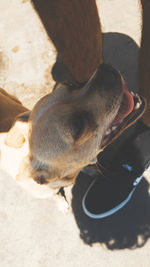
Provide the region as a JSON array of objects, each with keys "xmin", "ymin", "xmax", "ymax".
[{"xmin": 91, "ymin": 63, "xmax": 122, "ymax": 91}]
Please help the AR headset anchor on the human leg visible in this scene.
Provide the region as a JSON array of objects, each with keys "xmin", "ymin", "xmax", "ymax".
[{"xmin": 32, "ymin": 0, "xmax": 102, "ymax": 83}]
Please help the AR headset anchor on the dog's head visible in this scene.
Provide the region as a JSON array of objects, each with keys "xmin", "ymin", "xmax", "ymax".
[{"xmin": 6, "ymin": 64, "xmax": 145, "ymax": 190}]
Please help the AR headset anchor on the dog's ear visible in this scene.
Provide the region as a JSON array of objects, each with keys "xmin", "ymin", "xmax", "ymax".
[
  {"xmin": 5, "ymin": 111, "xmax": 30, "ymax": 148},
  {"xmin": 70, "ymin": 111, "xmax": 98, "ymax": 146}
]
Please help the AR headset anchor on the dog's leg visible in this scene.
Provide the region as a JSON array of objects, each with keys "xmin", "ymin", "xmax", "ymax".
[
  {"xmin": 139, "ymin": 0, "xmax": 150, "ymax": 127},
  {"xmin": 32, "ymin": 0, "xmax": 102, "ymax": 83}
]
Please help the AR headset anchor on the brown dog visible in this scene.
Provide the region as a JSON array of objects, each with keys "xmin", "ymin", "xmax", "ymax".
[{"xmin": 1, "ymin": 64, "xmax": 144, "ymax": 195}]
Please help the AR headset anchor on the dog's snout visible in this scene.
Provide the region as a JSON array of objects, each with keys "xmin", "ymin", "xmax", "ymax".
[{"xmin": 92, "ymin": 63, "xmax": 122, "ymax": 91}]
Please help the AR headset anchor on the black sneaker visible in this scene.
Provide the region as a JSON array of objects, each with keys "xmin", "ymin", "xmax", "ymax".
[
  {"xmin": 82, "ymin": 121, "xmax": 150, "ymax": 219},
  {"xmin": 82, "ymin": 163, "xmax": 146, "ymax": 219}
]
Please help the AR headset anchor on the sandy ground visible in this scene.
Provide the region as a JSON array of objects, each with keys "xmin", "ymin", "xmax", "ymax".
[{"xmin": 0, "ymin": 0, "xmax": 150, "ymax": 266}]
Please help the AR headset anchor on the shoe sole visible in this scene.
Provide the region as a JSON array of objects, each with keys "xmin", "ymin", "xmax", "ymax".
[{"xmin": 82, "ymin": 174, "xmax": 143, "ymax": 219}]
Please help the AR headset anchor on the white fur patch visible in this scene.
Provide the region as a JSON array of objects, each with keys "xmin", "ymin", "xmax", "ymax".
[
  {"xmin": 0, "ymin": 133, "xmax": 57, "ymax": 198},
  {"xmin": 0, "ymin": 133, "xmax": 71, "ymax": 213}
]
